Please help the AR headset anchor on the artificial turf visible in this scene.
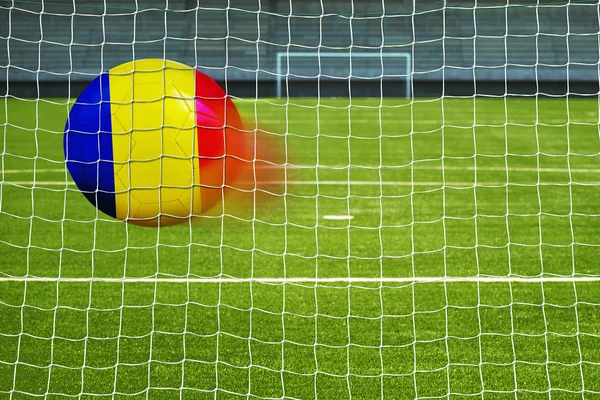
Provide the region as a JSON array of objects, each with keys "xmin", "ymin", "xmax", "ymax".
[{"xmin": 1, "ymin": 96, "xmax": 600, "ymax": 399}]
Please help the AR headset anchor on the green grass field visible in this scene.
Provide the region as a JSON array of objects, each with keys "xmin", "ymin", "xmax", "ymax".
[{"xmin": 1, "ymin": 96, "xmax": 600, "ymax": 399}]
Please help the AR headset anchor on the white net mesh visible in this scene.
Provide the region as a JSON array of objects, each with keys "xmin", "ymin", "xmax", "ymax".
[{"xmin": 1, "ymin": 0, "xmax": 600, "ymax": 398}]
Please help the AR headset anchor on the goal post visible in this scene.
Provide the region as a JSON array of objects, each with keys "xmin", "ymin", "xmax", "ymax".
[{"xmin": 275, "ymin": 52, "xmax": 412, "ymax": 98}]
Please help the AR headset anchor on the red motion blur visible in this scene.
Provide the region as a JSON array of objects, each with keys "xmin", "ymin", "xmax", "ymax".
[
  {"xmin": 194, "ymin": 70, "xmax": 283, "ymax": 216},
  {"xmin": 194, "ymin": 70, "xmax": 246, "ymax": 213}
]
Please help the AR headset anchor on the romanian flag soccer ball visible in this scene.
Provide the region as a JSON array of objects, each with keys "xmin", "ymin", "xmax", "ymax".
[{"xmin": 64, "ymin": 59, "xmax": 249, "ymax": 227}]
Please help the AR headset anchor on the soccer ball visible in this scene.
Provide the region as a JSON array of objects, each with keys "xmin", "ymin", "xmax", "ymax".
[{"xmin": 64, "ymin": 59, "xmax": 249, "ymax": 227}]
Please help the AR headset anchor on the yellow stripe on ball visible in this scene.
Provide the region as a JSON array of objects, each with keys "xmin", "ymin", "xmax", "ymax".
[{"xmin": 109, "ymin": 59, "xmax": 201, "ymax": 226}]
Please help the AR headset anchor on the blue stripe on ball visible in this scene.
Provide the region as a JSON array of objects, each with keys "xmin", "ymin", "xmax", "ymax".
[{"xmin": 64, "ymin": 73, "xmax": 117, "ymax": 218}]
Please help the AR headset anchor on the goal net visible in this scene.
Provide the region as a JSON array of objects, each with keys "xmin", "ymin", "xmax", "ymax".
[{"xmin": 1, "ymin": 0, "xmax": 600, "ymax": 398}]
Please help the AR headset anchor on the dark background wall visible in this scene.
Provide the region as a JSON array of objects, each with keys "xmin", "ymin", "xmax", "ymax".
[{"xmin": 1, "ymin": 0, "xmax": 599, "ymax": 98}]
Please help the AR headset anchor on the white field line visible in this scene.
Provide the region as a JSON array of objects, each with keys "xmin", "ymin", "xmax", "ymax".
[
  {"xmin": 3, "ymin": 181, "xmax": 76, "ymax": 186},
  {"xmin": 287, "ymin": 181, "xmax": 497, "ymax": 186},
  {"xmin": 259, "ymin": 119, "xmax": 600, "ymax": 125},
  {"xmin": 2, "ymin": 166, "xmax": 600, "ymax": 174},
  {"xmin": 323, "ymin": 215, "xmax": 354, "ymax": 220},
  {"xmin": 0, "ymin": 181, "xmax": 516, "ymax": 187},
  {"xmin": 1, "ymin": 169, "xmax": 67, "ymax": 174},
  {"xmin": 0, "ymin": 276, "xmax": 599, "ymax": 284},
  {"xmin": 417, "ymin": 166, "xmax": 600, "ymax": 173},
  {"xmin": 3, "ymin": 180, "xmax": 600, "ymax": 187}
]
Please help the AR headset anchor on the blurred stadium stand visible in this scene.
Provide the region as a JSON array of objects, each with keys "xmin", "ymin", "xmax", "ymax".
[{"xmin": 1, "ymin": 0, "xmax": 598, "ymax": 97}]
